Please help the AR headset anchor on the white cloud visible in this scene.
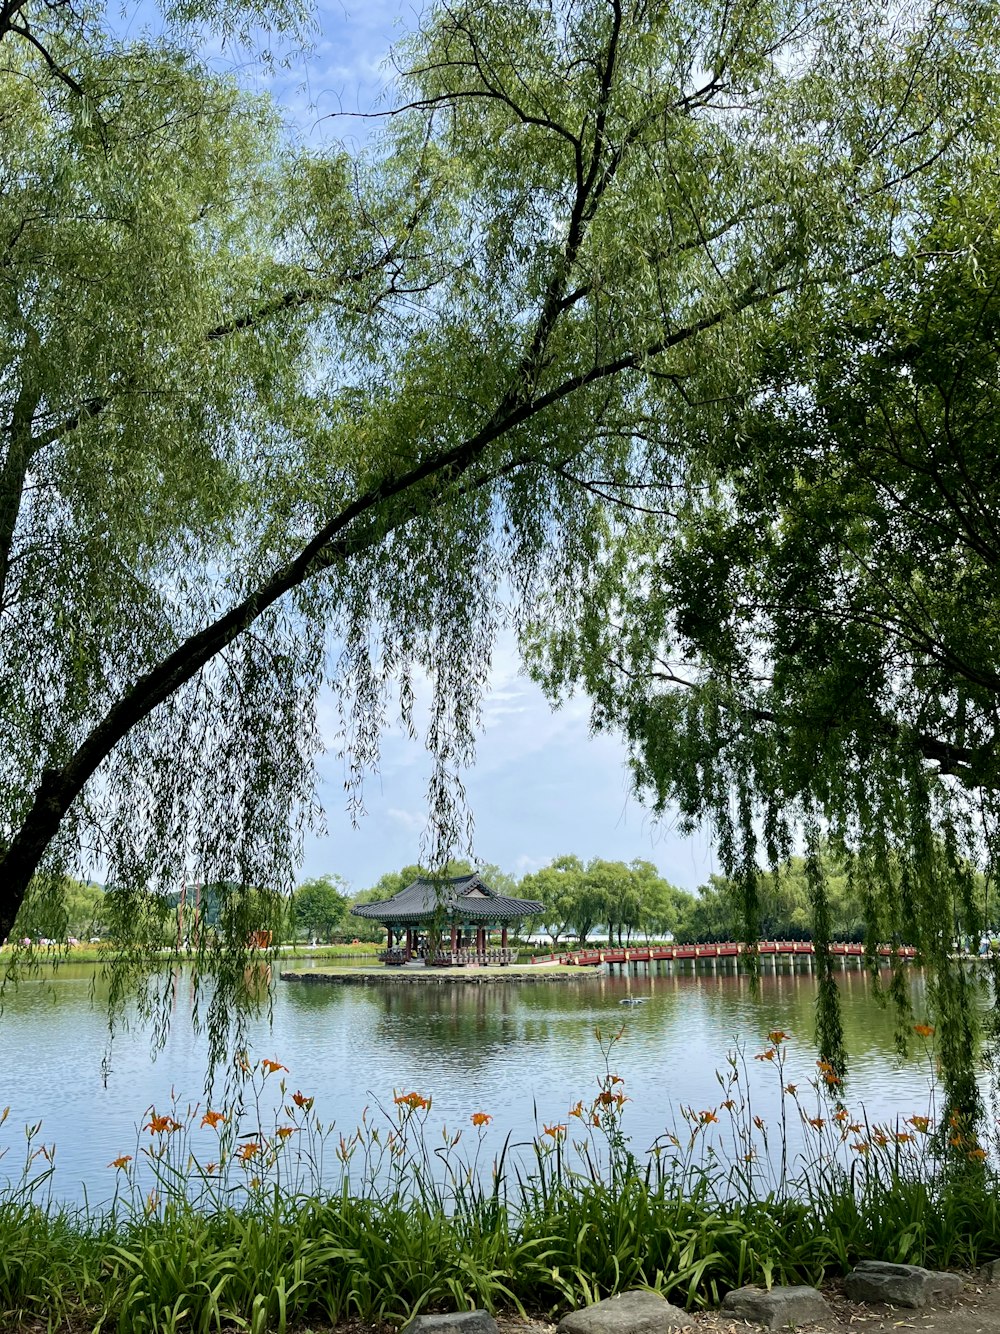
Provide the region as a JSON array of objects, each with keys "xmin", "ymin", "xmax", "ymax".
[
  {"xmin": 515, "ymin": 854, "xmax": 545, "ymax": 873},
  {"xmin": 386, "ymin": 806, "xmax": 425, "ymax": 834}
]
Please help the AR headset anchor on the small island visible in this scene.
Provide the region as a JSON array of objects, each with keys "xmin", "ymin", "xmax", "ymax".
[{"xmin": 282, "ymin": 872, "xmax": 561, "ymax": 984}]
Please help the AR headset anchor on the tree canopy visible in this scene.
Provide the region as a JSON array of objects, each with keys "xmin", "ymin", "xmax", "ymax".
[
  {"xmin": 522, "ymin": 854, "xmax": 687, "ymax": 944},
  {"xmin": 527, "ymin": 37, "xmax": 1000, "ymax": 1112},
  {"xmin": 291, "ymin": 875, "xmax": 350, "ymax": 943},
  {"xmin": 2, "ymin": 0, "xmax": 995, "ymax": 1080}
]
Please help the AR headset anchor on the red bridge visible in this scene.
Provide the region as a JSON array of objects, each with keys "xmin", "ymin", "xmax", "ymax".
[{"xmin": 532, "ymin": 941, "xmax": 917, "ymax": 966}]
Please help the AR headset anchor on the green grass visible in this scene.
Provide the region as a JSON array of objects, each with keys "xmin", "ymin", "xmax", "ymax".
[
  {"xmin": 0, "ymin": 940, "xmax": 383, "ymax": 965},
  {"xmin": 0, "ymin": 1036, "xmax": 997, "ymax": 1332}
]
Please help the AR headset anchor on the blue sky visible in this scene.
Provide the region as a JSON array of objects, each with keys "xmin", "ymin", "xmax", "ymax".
[
  {"xmin": 181, "ymin": 0, "xmax": 718, "ymax": 893},
  {"xmin": 309, "ymin": 628, "xmax": 716, "ymax": 892}
]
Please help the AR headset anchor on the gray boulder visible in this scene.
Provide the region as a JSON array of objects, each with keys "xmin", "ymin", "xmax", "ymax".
[
  {"xmin": 844, "ymin": 1260, "xmax": 963, "ymax": 1309},
  {"xmin": 722, "ymin": 1284, "xmax": 832, "ymax": 1329},
  {"xmin": 409, "ymin": 1314, "xmax": 500, "ymax": 1334},
  {"xmin": 557, "ymin": 1289, "xmax": 690, "ymax": 1334}
]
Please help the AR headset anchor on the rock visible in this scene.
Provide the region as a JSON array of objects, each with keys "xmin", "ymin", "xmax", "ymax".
[
  {"xmin": 844, "ymin": 1260, "xmax": 963, "ymax": 1309},
  {"xmin": 409, "ymin": 1313, "xmax": 500, "ymax": 1334},
  {"xmin": 721, "ymin": 1284, "xmax": 832, "ymax": 1328},
  {"xmin": 557, "ymin": 1289, "xmax": 690, "ymax": 1334},
  {"xmin": 979, "ymin": 1258, "xmax": 1000, "ymax": 1284}
]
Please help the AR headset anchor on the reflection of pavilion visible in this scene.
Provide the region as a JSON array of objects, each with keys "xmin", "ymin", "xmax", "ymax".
[{"xmin": 351, "ymin": 873, "xmax": 543, "ymax": 967}]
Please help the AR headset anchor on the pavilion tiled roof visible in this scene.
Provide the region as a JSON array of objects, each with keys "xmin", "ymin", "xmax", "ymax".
[{"xmin": 350, "ymin": 873, "xmax": 543, "ymax": 924}]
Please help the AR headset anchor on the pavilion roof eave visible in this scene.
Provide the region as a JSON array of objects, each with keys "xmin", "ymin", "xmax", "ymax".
[
  {"xmin": 350, "ymin": 900, "xmax": 544, "ymax": 925},
  {"xmin": 349, "ymin": 873, "xmax": 543, "ymax": 925}
]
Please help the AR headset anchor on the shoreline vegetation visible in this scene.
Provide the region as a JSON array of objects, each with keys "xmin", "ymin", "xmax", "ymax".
[
  {"xmin": 0, "ymin": 940, "xmax": 384, "ymax": 965},
  {"xmin": 3, "ymin": 1040, "xmax": 998, "ymax": 1334}
]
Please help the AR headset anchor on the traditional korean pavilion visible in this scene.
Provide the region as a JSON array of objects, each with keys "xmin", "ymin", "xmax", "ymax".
[{"xmin": 350, "ymin": 873, "xmax": 543, "ymax": 966}]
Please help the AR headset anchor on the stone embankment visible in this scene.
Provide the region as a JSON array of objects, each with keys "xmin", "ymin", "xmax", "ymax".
[
  {"xmin": 279, "ymin": 965, "xmax": 587, "ymax": 986},
  {"xmin": 408, "ymin": 1266, "xmax": 1000, "ymax": 1334}
]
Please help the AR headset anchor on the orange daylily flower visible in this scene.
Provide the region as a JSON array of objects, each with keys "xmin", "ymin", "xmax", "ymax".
[
  {"xmin": 238, "ymin": 1141, "xmax": 261, "ymax": 1161},
  {"xmin": 276, "ymin": 1125, "xmax": 296, "ymax": 1140},
  {"xmin": 908, "ymin": 1115, "xmax": 931, "ymax": 1133},
  {"xmin": 394, "ymin": 1091, "xmax": 430, "ymax": 1111},
  {"xmin": 755, "ymin": 1048, "xmax": 776, "ymax": 1062},
  {"xmin": 145, "ymin": 1114, "xmax": 181, "ymax": 1134},
  {"xmin": 470, "ymin": 1111, "xmax": 492, "ymax": 1127},
  {"xmin": 543, "ymin": 1123, "xmax": 567, "ymax": 1139},
  {"xmin": 698, "ymin": 1109, "xmax": 718, "ymax": 1125},
  {"xmin": 201, "ymin": 1110, "xmax": 226, "ymax": 1129},
  {"xmin": 784, "ymin": 1084, "xmax": 797, "ymax": 1096},
  {"xmin": 108, "ymin": 1155, "xmax": 132, "ymax": 1169},
  {"xmin": 808, "ymin": 1117, "xmax": 825, "ymax": 1130},
  {"xmin": 968, "ymin": 1147, "xmax": 988, "ymax": 1162},
  {"xmin": 291, "ymin": 1090, "xmax": 313, "ymax": 1109},
  {"xmin": 913, "ymin": 1023, "xmax": 935, "ymax": 1038},
  {"xmin": 206, "ymin": 1162, "xmax": 218, "ymax": 1174},
  {"xmin": 568, "ymin": 1101, "xmax": 584, "ymax": 1119},
  {"xmin": 767, "ymin": 1030, "xmax": 790, "ymax": 1045},
  {"xmin": 261, "ymin": 1059, "xmax": 288, "ymax": 1074}
]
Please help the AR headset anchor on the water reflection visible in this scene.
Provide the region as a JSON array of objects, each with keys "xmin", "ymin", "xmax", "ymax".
[{"xmin": 0, "ymin": 961, "xmax": 972, "ymax": 1207}]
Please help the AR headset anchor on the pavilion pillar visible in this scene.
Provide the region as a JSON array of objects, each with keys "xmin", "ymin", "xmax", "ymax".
[
  {"xmin": 477, "ymin": 926, "xmax": 485, "ymax": 959},
  {"xmin": 501, "ymin": 926, "xmax": 508, "ymax": 949},
  {"xmin": 405, "ymin": 926, "xmax": 412, "ymax": 960},
  {"xmin": 450, "ymin": 923, "xmax": 457, "ymax": 953}
]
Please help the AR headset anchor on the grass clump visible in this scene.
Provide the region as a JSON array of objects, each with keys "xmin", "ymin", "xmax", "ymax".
[{"xmin": 0, "ymin": 1029, "xmax": 998, "ymax": 1332}]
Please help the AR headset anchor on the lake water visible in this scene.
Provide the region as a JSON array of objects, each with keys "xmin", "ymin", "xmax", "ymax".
[{"xmin": 0, "ymin": 960, "xmax": 968, "ymax": 1208}]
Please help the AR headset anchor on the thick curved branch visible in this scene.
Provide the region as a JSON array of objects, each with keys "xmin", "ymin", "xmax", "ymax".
[
  {"xmin": 8, "ymin": 15, "xmax": 85, "ymax": 98},
  {"xmin": 0, "ymin": 258, "xmax": 794, "ymax": 936},
  {"xmin": 0, "ymin": 0, "xmax": 33, "ymax": 43}
]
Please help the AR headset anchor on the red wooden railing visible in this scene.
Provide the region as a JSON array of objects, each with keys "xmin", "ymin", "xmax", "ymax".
[{"xmin": 529, "ymin": 941, "xmax": 917, "ymax": 966}]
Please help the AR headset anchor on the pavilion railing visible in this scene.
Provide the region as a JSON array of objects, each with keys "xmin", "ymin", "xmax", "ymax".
[
  {"xmin": 377, "ymin": 948, "xmax": 406, "ymax": 965},
  {"xmin": 431, "ymin": 947, "xmax": 517, "ymax": 967},
  {"xmin": 378, "ymin": 946, "xmax": 518, "ymax": 966}
]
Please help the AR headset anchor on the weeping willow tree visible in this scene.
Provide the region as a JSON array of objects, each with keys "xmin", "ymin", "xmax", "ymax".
[
  {"xmin": 1, "ymin": 0, "xmax": 992, "ymax": 1070},
  {"xmin": 530, "ymin": 131, "xmax": 1000, "ymax": 1115}
]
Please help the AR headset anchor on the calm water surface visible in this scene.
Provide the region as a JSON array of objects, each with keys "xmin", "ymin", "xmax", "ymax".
[{"xmin": 0, "ymin": 961, "xmax": 961, "ymax": 1206}]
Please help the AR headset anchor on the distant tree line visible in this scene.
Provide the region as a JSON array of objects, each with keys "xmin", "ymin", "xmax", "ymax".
[
  {"xmin": 13, "ymin": 847, "xmax": 987, "ymax": 949},
  {"xmin": 317, "ymin": 849, "xmax": 886, "ymax": 947},
  {"xmin": 7, "ymin": 876, "xmax": 108, "ymax": 942}
]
